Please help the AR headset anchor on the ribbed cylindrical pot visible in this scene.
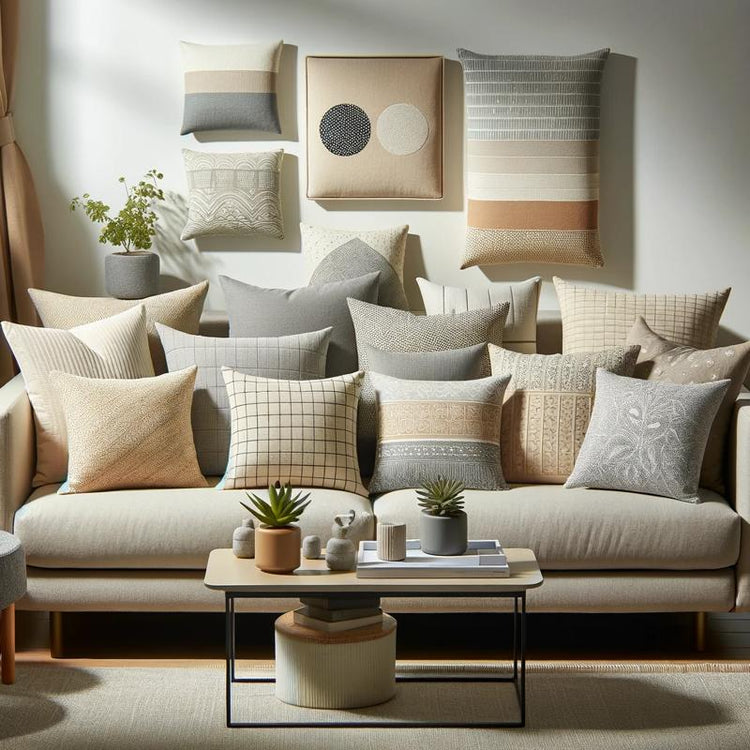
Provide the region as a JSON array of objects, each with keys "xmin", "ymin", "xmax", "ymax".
[
  {"xmin": 376, "ymin": 522, "xmax": 407, "ymax": 561},
  {"xmin": 104, "ymin": 251, "xmax": 160, "ymax": 299},
  {"xmin": 255, "ymin": 526, "xmax": 301, "ymax": 573},
  {"xmin": 419, "ymin": 511, "xmax": 468, "ymax": 556}
]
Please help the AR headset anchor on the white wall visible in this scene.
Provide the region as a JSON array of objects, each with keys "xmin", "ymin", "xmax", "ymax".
[{"xmin": 15, "ymin": 0, "xmax": 750, "ymax": 340}]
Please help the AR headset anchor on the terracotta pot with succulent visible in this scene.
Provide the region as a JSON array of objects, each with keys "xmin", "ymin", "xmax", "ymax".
[
  {"xmin": 70, "ymin": 168, "xmax": 166, "ymax": 300},
  {"xmin": 241, "ymin": 482, "xmax": 311, "ymax": 573},
  {"xmin": 417, "ymin": 477, "xmax": 468, "ymax": 556}
]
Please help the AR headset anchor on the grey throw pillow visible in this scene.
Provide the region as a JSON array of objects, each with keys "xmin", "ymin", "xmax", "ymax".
[
  {"xmin": 365, "ymin": 343, "xmax": 486, "ymax": 381},
  {"xmin": 157, "ymin": 324, "xmax": 331, "ymax": 476},
  {"xmin": 220, "ymin": 272, "xmax": 379, "ymax": 377},
  {"xmin": 565, "ymin": 369, "xmax": 730, "ymax": 502}
]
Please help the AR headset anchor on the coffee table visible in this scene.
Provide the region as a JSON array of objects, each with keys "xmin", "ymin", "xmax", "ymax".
[{"xmin": 204, "ymin": 547, "xmax": 543, "ymax": 728}]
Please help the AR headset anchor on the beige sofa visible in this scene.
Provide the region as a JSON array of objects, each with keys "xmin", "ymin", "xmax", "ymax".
[{"xmin": 2, "ymin": 313, "xmax": 749, "ymax": 619}]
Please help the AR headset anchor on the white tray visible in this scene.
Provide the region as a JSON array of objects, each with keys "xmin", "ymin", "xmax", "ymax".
[{"xmin": 356, "ymin": 539, "xmax": 509, "ymax": 578}]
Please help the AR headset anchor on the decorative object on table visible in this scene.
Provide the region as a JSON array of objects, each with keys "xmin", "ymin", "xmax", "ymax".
[
  {"xmin": 302, "ymin": 535, "xmax": 321, "ymax": 560},
  {"xmin": 306, "ymin": 55, "xmax": 443, "ymax": 199},
  {"xmin": 376, "ymin": 522, "xmax": 407, "ymax": 562},
  {"xmin": 241, "ymin": 482, "xmax": 311, "ymax": 574},
  {"xmin": 181, "ymin": 149, "xmax": 284, "ymax": 240},
  {"xmin": 457, "ymin": 48, "xmax": 609, "ymax": 268},
  {"xmin": 301, "ymin": 223, "xmax": 409, "ymax": 309},
  {"xmin": 232, "ymin": 518, "xmax": 255, "ymax": 559},
  {"xmin": 417, "ymin": 477, "xmax": 468, "ymax": 556},
  {"xmin": 489, "ymin": 344, "xmax": 640, "ymax": 484},
  {"xmin": 565, "ymin": 370, "xmax": 730, "ymax": 503},
  {"xmin": 293, "ymin": 596, "xmax": 382, "ymax": 632},
  {"xmin": 417, "ymin": 276, "xmax": 541, "ymax": 353},
  {"xmin": 356, "ymin": 539, "xmax": 509, "ymax": 578},
  {"xmin": 0, "ymin": 531, "xmax": 26, "ymax": 684},
  {"xmin": 553, "ymin": 277, "xmax": 731, "ymax": 354},
  {"xmin": 180, "ymin": 40, "xmax": 283, "ymax": 135},
  {"xmin": 28, "ymin": 281, "xmax": 209, "ymax": 375},
  {"xmin": 626, "ymin": 316, "xmax": 750, "ymax": 495},
  {"xmin": 325, "ymin": 510, "xmax": 358, "ymax": 571},
  {"xmin": 70, "ymin": 169, "xmax": 165, "ymax": 299},
  {"xmin": 367, "ymin": 373, "xmax": 511, "ymax": 494}
]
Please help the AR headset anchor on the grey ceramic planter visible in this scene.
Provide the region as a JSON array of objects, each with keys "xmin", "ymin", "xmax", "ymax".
[
  {"xmin": 105, "ymin": 251, "xmax": 160, "ymax": 299},
  {"xmin": 419, "ymin": 510, "xmax": 468, "ymax": 556}
]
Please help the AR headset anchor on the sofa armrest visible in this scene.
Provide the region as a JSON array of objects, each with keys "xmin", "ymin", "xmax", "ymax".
[
  {"xmin": 0, "ymin": 374, "xmax": 34, "ymax": 531},
  {"xmin": 731, "ymin": 390, "xmax": 750, "ymax": 611}
]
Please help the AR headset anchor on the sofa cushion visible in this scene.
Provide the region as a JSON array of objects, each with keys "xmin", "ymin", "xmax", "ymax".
[
  {"xmin": 372, "ymin": 484, "xmax": 740, "ymax": 570},
  {"xmin": 14, "ymin": 481, "xmax": 373, "ymax": 569}
]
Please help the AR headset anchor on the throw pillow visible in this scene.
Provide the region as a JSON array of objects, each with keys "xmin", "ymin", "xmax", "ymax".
[
  {"xmin": 28, "ymin": 281, "xmax": 209, "ymax": 375},
  {"xmin": 50, "ymin": 367, "xmax": 207, "ymax": 494},
  {"xmin": 565, "ymin": 370, "xmax": 729, "ymax": 502},
  {"xmin": 302, "ymin": 223, "xmax": 409, "ymax": 310},
  {"xmin": 553, "ymin": 277, "xmax": 730, "ymax": 353},
  {"xmin": 457, "ymin": 48, "xmax": 609, "ymax": 268},
  {"xmin": 368, "ymin": 373, "xmax": 511, "ymax": 494},
  {"xmin": 180, "ymin": 40, "xmax": 283, "ymax": 134},
  {"xmin": 2, "ymin": 306, "xmax": 154, "ymax": 487},
  {"xmin": 221, "ymin": 368, "xmax": 366, "ymax": 496},
  {"xmin": 416, "ymin": 276, "xmax": 541, "ymax": 352},
  {"xmin": 181, "ymin": 149, "xmax": 284, "ymax": 240},
  {"xmin": 365, "ymin": 342, "xmax": 486, "ymax": 381},
  {"xmin": 489, "ymin": 344, "xmax": 640, "ymax": 484},
  {"xmin": 220, "ymin": 272, "xmax": 379, "ymax": 377},
  {"xmin": 626, "ymin": 316, "xmax": 750, "ymax": 494},
  {"xmin": 157, "ymin": 324, "xmax": 332, "ymax": 476}
]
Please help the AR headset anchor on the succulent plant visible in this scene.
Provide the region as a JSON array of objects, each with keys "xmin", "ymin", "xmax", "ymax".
[
  {"xmin": 417, "ymin": 476, "xmax": 466, "ymax": 517},
  {"xmin": 241, "ymin": 481, "xmax": 311, "ymax": 528}
]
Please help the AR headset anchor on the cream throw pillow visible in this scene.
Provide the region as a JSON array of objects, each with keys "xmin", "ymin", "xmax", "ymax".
[
  {"xmin": 2, "ymin": 306, "xmax": 154, "ymax": 487},
  {"xmin": 51, "ymin": 367, "xmax": 207, "ymax": 494}
]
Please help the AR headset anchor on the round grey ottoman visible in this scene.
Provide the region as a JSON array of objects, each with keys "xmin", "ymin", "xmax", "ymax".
[{"xmin": 0, "ymin": 531, "xmax": 26, "ymax": 684}]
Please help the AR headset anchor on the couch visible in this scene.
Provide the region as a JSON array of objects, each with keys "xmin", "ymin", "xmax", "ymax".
[{"xmin": 2, "ymin": 312, "xmax": 749, "ymax": 627}]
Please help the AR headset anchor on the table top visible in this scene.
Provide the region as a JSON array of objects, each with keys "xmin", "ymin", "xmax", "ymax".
[{"xmin": 204, "ymin": 548, "xmax": 543, "ymax": 595}]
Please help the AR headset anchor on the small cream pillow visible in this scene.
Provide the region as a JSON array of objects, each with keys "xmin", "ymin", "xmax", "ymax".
[{"xmin": 50, "ymin": 367, "xmax": 207, "ymax": 494}]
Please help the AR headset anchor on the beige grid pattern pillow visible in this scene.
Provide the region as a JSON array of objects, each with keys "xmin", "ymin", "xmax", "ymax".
[
  {"xmin": 221, "ymin": 368, "xmax": 366, "ymax": 495},
  {"xmin": 553, "ymin": 277, "xmax": 730, "ymax": 354}
]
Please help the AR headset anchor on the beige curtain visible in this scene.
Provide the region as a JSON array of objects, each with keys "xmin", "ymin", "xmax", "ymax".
[{"xmin": 0, "ymin": 0, "xmax": 44, "ymax": 384}]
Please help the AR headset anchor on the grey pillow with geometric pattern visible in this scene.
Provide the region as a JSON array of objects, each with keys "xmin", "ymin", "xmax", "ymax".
[
  {"xmin": 157, "ymin": 324, "xmax": 331, "ymax": 476},
  {"xmin": 565, "ymin": 369, "xmax": 729, "ymax": 502}
]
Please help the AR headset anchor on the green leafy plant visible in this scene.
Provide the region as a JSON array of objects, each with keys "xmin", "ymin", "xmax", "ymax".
[
  {"xmin": 70, "ymin": 168, "xmax": 165, "ymax": 252},
  {"xmin": 241, "ymin": 481, "xmax": 311, "ymax": 528},
  {"xmin": 417, "ymin": 476, "xmax": 466, "ymax": 517}
]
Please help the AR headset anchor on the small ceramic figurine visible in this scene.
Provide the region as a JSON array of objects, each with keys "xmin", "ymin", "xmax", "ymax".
[
  {"xmin": 325, "ymin": 510, "xmax": 357, "ymax": 571},
  {"xmin": 302, "ymin": 535, "xmax": 322, "ymax": 559},
  {"xmin": 232, "ymin": 518, "xmax": 255, "ymax": 558}
]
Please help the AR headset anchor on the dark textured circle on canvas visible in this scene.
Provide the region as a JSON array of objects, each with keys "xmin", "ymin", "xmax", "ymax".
[{"xmin": 319, "ymin": 104, "xmax": 371, "ymax": 157}]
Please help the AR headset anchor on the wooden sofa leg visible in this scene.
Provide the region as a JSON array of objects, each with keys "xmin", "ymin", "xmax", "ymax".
[
  {"xmin": 695, "ymin": 611, "xmax": 707, "ymax": 652},
  {"xmin": 49, "ymin": 612, "xmax": 65, "ymax": 658},
  {"xmin": 1, "ymin": 604, "xmax": 15, "ymax": 684}
]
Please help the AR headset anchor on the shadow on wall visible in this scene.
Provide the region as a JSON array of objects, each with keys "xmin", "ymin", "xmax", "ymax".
[{"xmin": 402, "ymin": 233, "xmax": 427, "ymax": 311}]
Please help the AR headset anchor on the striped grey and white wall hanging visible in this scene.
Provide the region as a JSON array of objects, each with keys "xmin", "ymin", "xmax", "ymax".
[{"xmin": 457, "ymin": 48, "xmax": 609, "ymax": 268}]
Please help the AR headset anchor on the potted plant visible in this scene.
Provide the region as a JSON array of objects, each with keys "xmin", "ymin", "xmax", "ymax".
[
  {"xmin": 417, "ymin": 477, "xmax": 468, "ymax": 556},
  {"xmin": 241, "ymin": 482, "xmax": 311, "ymax": 573},
  {"xmin": 70, "ymin": 168, "xmax": 165, "ymax": 299}
]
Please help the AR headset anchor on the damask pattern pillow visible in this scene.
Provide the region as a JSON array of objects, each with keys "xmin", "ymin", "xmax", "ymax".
[
  {"xmin": 489, "ymin": 344, "xmax": 639, "ymax": 484},
  {"xmin": 180, "ymin": 40, "xmax": 283, "ymax": 135},
  {"xmin": 553, "ymin": 277, "xmax": 730, "ymax": 354},
  {"xmin": 181, "ymin": 149, "xmax": 284, "ymax": 240},
  {"xmin": 302, "ymin": 223, "xmax": 409, "ymax": 310},
  {"xmin": 565, "ymin": 370, "xmax": 729, "ymax": 502},
  {"xmin": 417, "ymin": 276, "xmax": 541, "ymax": 352},
  {"xmin": 457, "ymin": 48, "xmax": 609, "ymax": 268},
  {"xmin": 157, "ymin": 325, "xmax": 331, "ymax": 476},
  {"xmin": 626, "ymin": 316, "xmax": 750, "ymax": 494},
  {"xmin": 368, "ymin": 373, "xmax": 511, "ymax": 493}
]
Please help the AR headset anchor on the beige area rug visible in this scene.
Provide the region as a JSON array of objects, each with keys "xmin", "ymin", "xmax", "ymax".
[{"xmin": 2, "ymin": 662, "xmax": 750, "ymax": 750}]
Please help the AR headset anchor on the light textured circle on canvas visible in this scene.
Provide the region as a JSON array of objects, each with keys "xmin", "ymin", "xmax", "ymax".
[
  {"xmin": 376, "ymin": 103, "xmax": 429, "ymax": 155},
  {"xmin": 319, "ymin": 103, "xmax": 371, "ymax": 156}
]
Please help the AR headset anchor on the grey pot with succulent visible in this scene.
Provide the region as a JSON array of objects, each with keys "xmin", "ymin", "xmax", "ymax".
[
  {"xmin": 417, "ymin": 477, "xmax": 468, "ymax": 556},
  {"xmin": 70, "ymin": 168, "xmax": 166, "ymax": 300}
]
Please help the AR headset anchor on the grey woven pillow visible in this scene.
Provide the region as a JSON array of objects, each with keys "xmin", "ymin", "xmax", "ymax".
[
  {"xmin": 157, "ymin": 324, "xmax": 331, "ymax": 476},
  {"xmin": 220, "ymin": 272, "xmax": 380, "ymax": 377},
  {"xmin": 565, "ymin": 369, "xmax": 729, "ymax": 502},
  {"xmin": 365, "ymin": 343, "xmax": 486, "ymax": 381}
]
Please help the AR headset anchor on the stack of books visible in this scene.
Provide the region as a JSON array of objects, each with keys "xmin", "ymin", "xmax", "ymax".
[{"xmin": 293, "ymin": 596, "xmax": 383, "ymax": 632}]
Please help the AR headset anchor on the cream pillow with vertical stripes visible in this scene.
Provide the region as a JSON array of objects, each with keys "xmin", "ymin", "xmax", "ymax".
[{"xmin": 2, "ymin": 306, "xmax": 154, "ymax": 487}]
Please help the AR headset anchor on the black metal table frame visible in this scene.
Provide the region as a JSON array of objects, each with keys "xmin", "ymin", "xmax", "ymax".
[{"xmin": 224, "ymin": 588, "xmax": 527, "ymax": 729}]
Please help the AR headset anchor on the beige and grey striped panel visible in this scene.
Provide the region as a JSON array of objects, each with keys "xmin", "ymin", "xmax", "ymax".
[{"xmin": 553, "ymin": 277, "xmax": 731, "ymax": 353}]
